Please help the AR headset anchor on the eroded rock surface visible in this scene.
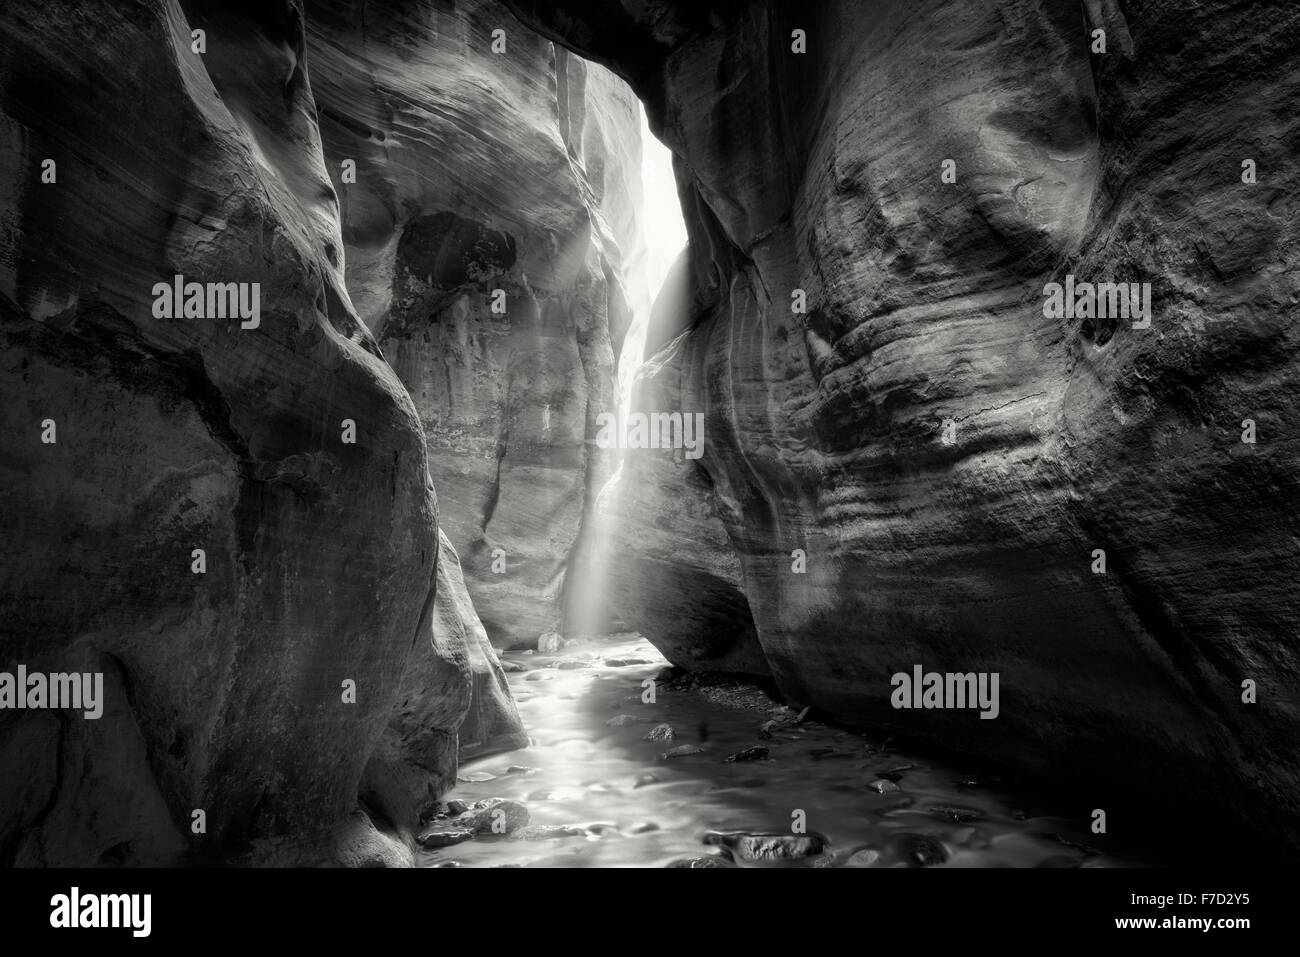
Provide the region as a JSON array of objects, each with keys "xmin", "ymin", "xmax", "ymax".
[
  {"xmin": 507, "ymin": 0, "xmax": 1300, "ymax": 857},
  {"xmin": 307, "ymin": 0, "xmax": 646, "ymax": 648},
  {"xmin": 0, "ymin": 0, "xmax": 515, "ymax": 866}
]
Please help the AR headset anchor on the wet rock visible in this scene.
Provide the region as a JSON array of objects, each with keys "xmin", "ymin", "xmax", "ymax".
[
  {"xmin": 867, "ymin": 779, "xmax": 901, "ymax": 794},
  {"xmin": 724, "ymin": 746, "xmax": 769, "ymax": 763},
  {"xmin": 517, "ymin": 824, "xmax": 587, "ymax": 841},
  {"xmin": 586, "ymin": 822, "xmax": 620, "ymax": 836},
  {"xmin": 703, "ymin": 831, "xmax": 827, "ymax": 862},
  {"xmin": 606, "ymin": 714, "xmax": 639, "ymax": 727},
  {"xmin": 929, "ymin": 805, "xmax": 984, "ymax": 824},
  {"xmin": 758, "ymin": 720, "xmax": 779, "ymax": 740},
  {"xmin": 499, "ymin": 661, "xmax": 528, "ymax": 674},
  {"xmin": 554, "ymin": 658, "xmax": 591, "ymax": 670},
  {"xmin": 667, "ymin": 855, "xmax": 733, "ymax": 868},
  {"xmin": 605, "ymin": 657, "xmax": 652, "ymax": 667},
  {"xmin": 890, "ymin": 833, "xmax": 949, "ymax": 867},
  {"xmin": 634, "ymin": 773, "xmax": 662, "ymax": 788},
  {"xmin": 644, "ymin": 723, "xmax": 676, "ymax": 742},
  {"xmin": 454, "ymin": 798, "xmax": 530, "ymax": 836},
  {"xmin": 658, "ymin": 745, "xmax": 704, "ymax": 760},
  {"xmin": 526, "ymin": 790, "xmax": 557, "ymax": 802},
  {"xmin": 525, "ymin": 672, "xmax": 555, "ymax": 682},
  {"xmin": 506, "ymin": 766, "xmax": 539, "ymax": 776},
  {"xmin": 538, "ymin": 633, "xmax": 562, "ymax": 654},
  {"xmin": 844, "ymin": 847, "xmax": 882, "ymax": 868},
  {"xmin": 953, "ymin": 826, "xmax": 990, "ymax": 849},
  {"xmin": 457, "ymin": 771, "xmax": 497, "ymax": 783},
  {"xmin": 445, "ymin": 800, "xmax": 469, "ymax": 815},
  {"xmin": 416, "ymin": 828, "xmax": 476, "ymax": 849},
  {"xmin": 630, "ymin": 821, "xmax": 660, "ymax": 834}
]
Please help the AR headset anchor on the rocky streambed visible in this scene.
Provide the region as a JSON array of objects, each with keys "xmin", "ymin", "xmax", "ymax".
[{"xmin": 416, "ymin": 634, "xmax": 1141, "ymax": 868}]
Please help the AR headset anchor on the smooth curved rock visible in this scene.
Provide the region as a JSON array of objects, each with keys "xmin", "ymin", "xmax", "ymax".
[
  {"xmin": 0, "ymin": 0, "xmax": 445, "ymax": 865},
  {"xmin": 505, "ymin": 0, "xmax": 1300, "ymax": 858},
  {"xmin": 307, "ymin": 0, "xmax": 646, "ymax": 648}
]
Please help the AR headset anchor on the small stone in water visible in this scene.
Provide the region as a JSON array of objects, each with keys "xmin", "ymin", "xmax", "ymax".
[
  {"xmin": 537, "ymin": 632, "xmax": 562, "ymax": 653},
  {"xmin": 659, "ymin": 745, "xmax": 704, "ymax": 760},
  {"xmin": 844, "ymin": 847, "xmax": 881, "ymax": 867},
  {"xmin": 554, "ymin": 658, "xmax": 590, "ymax": 670},
  {"xmin": 644, "ymin": 723, "xmax": 675, "ymax": 742},
  {"xmin": 634, "ymin": 773, "xmax": 661, "ymax": 788},
  {"xmin": 499, "ymin": 660, "xmax": 527, "ymax": 673},
  {"xmin": 455, "ymin": 798, "xmax": 530, "ymax": 836},
  {"xmin": 703, "ymin": 830, "xmax": 827, "ymax": 861},
  {"xmin": 606, "ymin": 714, "xmax": 638, "ymax": 727},
  {"xmin": 416, "ymin": 828, "xmax": 475, "ymax": 849},
  {"xmin": 796, "ymin": 706, "xmax": 812, "ymax": 723},
  {"xmin": 506, "ymin": 765, "xmax": 538, "ymax": 776},
  {"xmin": 929, "ymin": 805, "xmax": 982, "ymax": 824},
  {"xmin": 666, "ymin": 856, "xmax": 732, "ymax": 868},
  {"xmin": 445, "ymin": 799, "xmax": 469, "ymax": 815},
  {"xmin": 758, "ymin": 719, "xmax": 778, "ymax": 739},
  {"xmin": 630, "ymin": 821, "xmax": 660, "ymax": 834},
  {"xmin": 953, "ymin": 826, "xmax": 990, "ymax": 849},
  {"xmin": 867, "ymin": 779, "xmax": 900, "ymax": 793},
  {"xmin": 524, "ymin": 672, "xmax": 554, "ymax": 682},
  {"xmin": 724, "ymin": 746, "xmax": 769, "ymax": 762},
  {"xmin": 517, "ymin": 824, "xmax": 587, "ymax": 841},
  {"xmin": 458, "ymin": 771, "xmax": 497, "ymax": 783},
  {"xmin": 604, "ymin": 657, "xmax": 651, "ymax": 667},
  {"xmin": 891, "ymin": 833, "xmax": 948, "ymax": 867}
]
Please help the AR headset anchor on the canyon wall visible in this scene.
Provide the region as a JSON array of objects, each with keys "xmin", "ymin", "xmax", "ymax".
[
  {"xmin": 0, "ymin": 0, "xmax": 519, "ymax": 866},
  {"xmin": 307, "ymin": 0, "xmax": 646, "ymax": 649},
  {"xmin": 508, "ymin": 0, "xmax": 1300, "ymax": 856}
]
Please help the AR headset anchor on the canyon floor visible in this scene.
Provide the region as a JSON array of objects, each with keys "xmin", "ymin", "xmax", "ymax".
[{"xmin": 418, "ymin": 634, "xmax": 1146, "ymax": 868}]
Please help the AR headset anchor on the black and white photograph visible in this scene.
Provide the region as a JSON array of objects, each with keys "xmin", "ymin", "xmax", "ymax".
[{"xmin": 0, "ymin": 0, "xmax": 1291, "ymax": 939}]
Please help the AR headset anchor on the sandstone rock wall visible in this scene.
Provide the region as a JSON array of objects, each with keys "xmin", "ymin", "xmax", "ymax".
[
  {"xmin": 0, "ymin": 0, "xmax": 516, "ymax": 866},
  {"xmin": 307, "ymin": 0, "xmax": 646, "ymax": 648},
  {"xmin": 507, "ymin": 0, "xmax": 1300, "ymax": 856}
]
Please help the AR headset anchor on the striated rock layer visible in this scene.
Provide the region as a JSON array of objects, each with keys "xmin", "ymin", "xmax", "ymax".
[
  {"xmin": 0, "ymin": 0, "xmax": 518, "ymax": 866},
  {"xmin": 508, "ymin": 0, "xmax": 1300, "ymax": 857},
  {"xmin": 306, "ymin": 0, "xmax": 646, "ymax": 648}
]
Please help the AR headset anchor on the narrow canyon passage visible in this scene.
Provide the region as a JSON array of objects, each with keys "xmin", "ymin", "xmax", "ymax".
[
  {"xmin": 422, "ymin": 635, "xmax": 1137, "ymax": 868},
  {"xmin": 1, "ymin": 0, "xmax": 1297, "ymax": 887}
]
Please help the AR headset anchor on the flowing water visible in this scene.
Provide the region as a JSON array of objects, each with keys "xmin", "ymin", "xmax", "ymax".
[{"xmin": 419, "ymin": 633, "xmax": 1138, "ymax": 868}]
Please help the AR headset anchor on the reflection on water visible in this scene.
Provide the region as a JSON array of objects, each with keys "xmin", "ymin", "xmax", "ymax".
[{"xmin": 419, "ymin": 634, "xmax": 1137, "ymax": 868}]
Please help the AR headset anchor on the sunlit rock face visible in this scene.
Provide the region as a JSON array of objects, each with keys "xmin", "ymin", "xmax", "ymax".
[
  {"xmin": 307, "ymin": 0, "xmax": 645, "ymax": 649},
  {"xmin": 596, "ymin": 253, "xmax": 768, "ymax": 676},
  {"xmin": 0, "ymin": 0, "xmax": 490, "ymax": 866},
  {"xmin": 508, "ymin": 0, "xmax": 1300, "ymax": 856}
]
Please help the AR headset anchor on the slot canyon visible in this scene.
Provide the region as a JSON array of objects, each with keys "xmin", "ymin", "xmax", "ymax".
[{"xmin": 1, "ymin": 0, "xmax": 1297, "ymax": 872}]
